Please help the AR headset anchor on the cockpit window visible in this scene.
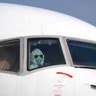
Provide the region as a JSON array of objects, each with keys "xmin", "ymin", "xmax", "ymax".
[
  {"xmin": 27, "ymin": 38, "xmax": 65, "ymax": 70},
  {"xmin": 67, "ymin": 40, "xmax": 96, "ymax": 68},
  {"xmin": 0, "ymin": 40, "xmax": 20, "ymax": 72}
]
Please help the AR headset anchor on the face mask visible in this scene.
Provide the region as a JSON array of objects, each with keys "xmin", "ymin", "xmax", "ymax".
[{"xmin": 34, "ymin": 54, "xmax": 44, "ymax": 66}]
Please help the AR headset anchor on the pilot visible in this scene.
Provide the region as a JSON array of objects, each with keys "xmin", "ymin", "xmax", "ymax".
[
  {"xmin": 29, "ymin": 48, "xmax": 45, "ymax": 69},
  {"xmin": 0, "ymin": 47, "xmax": 10, "ymax": 70}
]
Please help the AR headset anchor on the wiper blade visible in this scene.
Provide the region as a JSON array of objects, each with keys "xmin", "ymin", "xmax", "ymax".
[
  {"xmin": 75, "ymin": 66, "xmax": 96, "ymax": 69},
  {"xmin": 90, "ymin": 84, "xmax": 96, "ymax": 89}
]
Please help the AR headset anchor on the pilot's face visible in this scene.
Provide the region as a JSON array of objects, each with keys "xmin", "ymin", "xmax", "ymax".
[
  {"xmin": 31, "ymin": 48, "xmax": 44, "ymax": 66},
  {"xmin": 34, "ymin": 54, "xmax": 44, "ymax": 65}
]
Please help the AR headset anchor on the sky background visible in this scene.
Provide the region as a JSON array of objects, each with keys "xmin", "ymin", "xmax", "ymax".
[{"xmin": 0, "ymin": 0, "xmax": 96, "ymax": 26}]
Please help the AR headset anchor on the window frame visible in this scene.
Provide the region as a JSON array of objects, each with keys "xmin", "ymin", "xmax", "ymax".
[
  {"xmin": 26, "ymin": 36, "xmax": 66, "ymax": 71},
  {"xmin": 0, "ymin": 38, "xmax": 23, "ymax": 75},
  {"xmin": 66, "ymin": 37, "xmax": 96, "ymax": 69},
  {"xmin": 2, "ymin": 35, "xmax": 95, "ymax": 75}
]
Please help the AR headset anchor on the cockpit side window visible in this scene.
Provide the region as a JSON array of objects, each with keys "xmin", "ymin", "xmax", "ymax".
[
  {"xmin": 27, "ymin": 38, "xmax": 66, "ymax": 70},
  {"xmin": 0, "ymin": 40, "xmax": 20, "ymax": 72},
  {"xmin": 67, "ymin": 40, "xmax": 96, "ymax": 68}
]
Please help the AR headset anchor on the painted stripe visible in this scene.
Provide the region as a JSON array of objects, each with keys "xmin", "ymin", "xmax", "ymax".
[{"xmin": 56, "ymin": 72, "xmax": 73, "ymax": 78}]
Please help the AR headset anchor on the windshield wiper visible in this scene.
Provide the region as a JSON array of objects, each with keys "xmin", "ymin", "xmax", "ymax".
[
  {"xmin": 90, "ymin": 84, "xmax": 96, "ymax": 89},
  {"xmin": 75, "ymin": 66, "xmax": 96, "ymax": 69}
]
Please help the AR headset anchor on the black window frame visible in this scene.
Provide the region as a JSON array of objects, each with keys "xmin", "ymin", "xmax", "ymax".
[
  {"xmin": 0, "ymin": 39, "xmax": 20, "ymax": 73},
  {"xmin": 67, "ymin": 39, "xmax": 96, "ymax": 69},
  {"xmin": 27, "ymin": 37, "xmax": 66, "ymax": 71}
]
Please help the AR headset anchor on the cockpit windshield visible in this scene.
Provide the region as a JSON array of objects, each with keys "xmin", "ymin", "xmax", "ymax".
[
  {"xmin": 27, "ymin": 38, "xmax": 66, "ymax": 70},
  {"xmin": 67, "ymin": 40, "xmax": 96, "ymax": 68},
  {"xmin": 0, "ymin": 39, "xmax": 20, "ymax": 72}
]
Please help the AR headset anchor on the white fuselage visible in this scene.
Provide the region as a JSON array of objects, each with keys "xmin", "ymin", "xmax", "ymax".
[{"xmin": 0, "ymin": 3, "xmax": 96, "ymax": 96}]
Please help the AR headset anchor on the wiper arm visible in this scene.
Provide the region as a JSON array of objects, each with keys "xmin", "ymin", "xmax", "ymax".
[
  {"xmin": 90, "ymin": 84, "xmax": 96, "ymax": 89},
  {"xmin": 75, "ymin": 66, "xmax": 96, "ymax": 69}
]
